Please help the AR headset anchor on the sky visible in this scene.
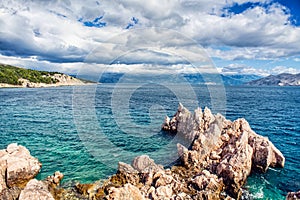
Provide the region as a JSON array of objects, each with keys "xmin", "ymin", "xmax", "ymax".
[{"xmin": 0, "ymin": 0, "xmax": 300, "ymax": 76}]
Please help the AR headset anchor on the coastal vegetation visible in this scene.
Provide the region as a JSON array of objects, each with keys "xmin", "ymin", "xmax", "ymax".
[{"xmin": 0, "ymin": 64, "xmax": 60, "ymax": 85}]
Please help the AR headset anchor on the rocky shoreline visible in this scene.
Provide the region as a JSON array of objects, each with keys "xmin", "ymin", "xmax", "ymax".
[
  {"xmin": 0, "ymin": 74, "xmax": 91, "ymax": 88},
  {"xmin": 0, "ymin": 104, "xmax": 298, "ymax": 199}
]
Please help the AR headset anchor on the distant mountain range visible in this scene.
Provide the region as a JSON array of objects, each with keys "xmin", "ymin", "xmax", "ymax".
[
  {"xmin": 3, "ymin": 62, "xmax": 297, "ymax": 87},
  {"xmin": 78, "ymin": 72, "xmax": 299, "ymax": 86},
  {"xmin": 74, "ymin": 73, "xmax": 262, "ymax": 85},
  {"xmin": 247, "ymin": 73, "xmax": 300, "ymax": 86},
  {"xmin": 184, "ymin": 74, "xmax": 262, "ymax": 86}
]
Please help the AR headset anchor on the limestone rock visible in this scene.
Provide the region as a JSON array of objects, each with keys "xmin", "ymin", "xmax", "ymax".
[
  {"xmin": 174, "ymin": 192, "xmax": 193, "ymax": 200},
  {"xmin": 132, "ymin": 155, "xmax": 164, "ymax": 173},
  {"xmin": 0, "ymin": 187, "xmax": 22, "ymax": 200},
  {"xmin": 46, "ymin": 171, "xmax": 64, "ymax": 186},
  {"xmin": 106, "ymin": 183, "xmax": 145, "ymax": 200},
  {"xmin": 75, "ymin": 182, "xmax": 98, "ymax": 198},
  {"xmin": 286, "ymin": 190, "xmax": 300, "ymax": 200},
  {"xmin": 155, "ymin": 185, "xmax": 173, "ymax": 199},
  {"xmin": 0, "ymin": 143, "xmax": 41, "ymax": 200},
  {"xmin": 217, "ymin": 143, "xmax": 253, "ymax": 199},
  {"xmin": 65, "ymin": 104, "xmax": 285, "ymax": 200},
  {"xmin": 5, "ymin": 144, "xmax": 42, "ymax": 188},
  {"xmin": 161, "ymin": 104, "xmax": 285, "ymax": 199},
  {"xmin": 19, "ymin": 179, "xmax": 54, "ymax": 200},
  {"xmin": 141, "ymin": 172, "xmax": 154, "ymax": 186},
  {"xmin": 0, "ymin": 104, "xmax": 285, "ymax": 200},
  {"xmin": 269, "ymin": 142, "xmax": 285, "ymax": 168},
  {"xmin": 161, "ymin": 116, "xmax": 171, "ymax": 131},
  {"xmin": 191, "ymin": 170, "xmax": 223, "ymax": 191},
  {"xmin": 153, "ymin": 172, "xmax": 173, "ymax": 187},
  {"xmin": 118, "ymin": 162, "xmax": 138, "ymax": 174},
  {"xmin": 249, "ymin": 131, "xmax": 285, "ymax": 172},
  {"xmin": 6, "ymin": 143, "xmax": 20, "ymax": 154},
  {"xmin": 177, "ymin": 143, "xmax": 188, "ymax": 157},
  {"xmin": 0, "ymin": 151, "xmax": 7, "ymax": 194}
]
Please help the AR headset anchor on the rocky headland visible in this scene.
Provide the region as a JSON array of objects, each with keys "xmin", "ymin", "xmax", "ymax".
[
  {"xmin": 0, "ymin": 64, "xmax": 92, "ymax": 88},
  {"xmin": 0, "ymin": 73, "xmax": 88, "ymax": 88},
  {"xmin": 0, "ymin": 104, "xmax": 292, "ymax": 200}
]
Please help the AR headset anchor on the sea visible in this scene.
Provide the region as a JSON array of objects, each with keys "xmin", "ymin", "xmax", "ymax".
[{"xmin": 0, "ymin": 84, "xmax": 299, "ymax": 199}]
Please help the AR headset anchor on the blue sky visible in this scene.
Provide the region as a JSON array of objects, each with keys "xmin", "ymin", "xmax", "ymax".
[{"xmin": 0, "ymin": 0, "xmax": 299, "ymax": 76}]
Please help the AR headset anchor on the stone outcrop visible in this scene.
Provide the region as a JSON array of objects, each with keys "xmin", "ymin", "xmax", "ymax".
[
  {"xmin": 286, "ymin": 190, "xmax": 300, "ymax": 200},
  {"xmin": 161, "ymin": 103, "xmax": 285, "ymax": 199},
  {"xmin": 46, "ymin": 171, "xmax": 64, "ymax": 187},
  {"xmin": 0, "ymin": 104, "xmax": 286, "ymax": 200},
  {"xmin": 0, "ymin": 143, "xmax": 42, "ymax": 199},
  {"xmin": 71, "ymin": 104, "xmax": 284, "ymax": 200},
  {"xmin": 0, "ymin": 144, "xmax": 64, "ymax": 200},
  {"xmin": 132, "ymin": 155, "xmax": 164, "ymax": 173},
  {"xmin": 106, "ymin": 183, "xmax": 145, "ymax": 200},
  {"xmin": 19, "ymin": 179, "xmax": 55, "ymax": 200},
  {"xmin": 5, "ymin": 143, "xmax": 41, "ymax": 189},
  {"xmin": 0, "ymin": 74, "xmax": 89, "ymax": 88}
]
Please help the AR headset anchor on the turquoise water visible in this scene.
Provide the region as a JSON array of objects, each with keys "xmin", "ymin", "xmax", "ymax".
[{"xmin": 0, "ymin": 84, "xmax": 299, "ymax": 199}]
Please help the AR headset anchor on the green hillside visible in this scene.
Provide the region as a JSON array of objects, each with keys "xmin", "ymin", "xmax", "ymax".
[{"xmin": 0, "ymin": 64, "xmax": 60, "ymax": 85}]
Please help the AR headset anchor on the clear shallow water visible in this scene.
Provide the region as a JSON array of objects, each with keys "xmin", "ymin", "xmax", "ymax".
[{"xmin": 0, "ymin": 84, "xmax": 299, "ymax": 199}]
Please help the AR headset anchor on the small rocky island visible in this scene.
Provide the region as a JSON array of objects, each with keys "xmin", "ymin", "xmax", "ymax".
[{"xmin": 0, "ymin": 104, "xmax": 297, "ymax": 200}]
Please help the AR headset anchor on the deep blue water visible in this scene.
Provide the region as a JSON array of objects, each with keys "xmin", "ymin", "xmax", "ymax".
[{"xmin": 0, "ymin": 84, "xmax": 299, "ymax": 199}]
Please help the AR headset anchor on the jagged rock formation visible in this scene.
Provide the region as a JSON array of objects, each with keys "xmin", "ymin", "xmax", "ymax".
[
  {"xmin": 162, "ymin": 103, "xmax": 285, "ymax": 199},
  {"xmin": 0, "ymin": 143, "xmax": 63, "ymax": 200},
  {"xmin": 0, "ymin": 105, "xmax": 286, "ymax": 200},
  {"xmin": 72, "ymin": 104, "xmax": 285, "ymax": 200},
  {"xmin": 0, "ymin": 143, "xmax": 42, "ymax": 199},
  {"xmin": 286, "ymin": 190, "xmax": 300, "ymax": 200},
  {"xmin": 19, "ymin": 179, "xmax": 55, "ymax": 200}
]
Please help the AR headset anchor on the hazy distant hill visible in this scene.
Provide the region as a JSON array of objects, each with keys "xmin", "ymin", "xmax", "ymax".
[
  {"xmin": 184, "ymin": 74, "xmax": 262, "ymax": 85},
  {"xmin": 74, "ymin": 73, "xmax": 261, "ymax": 85},
  {"xmin": 247, "ymin": 73, "xmax": 300, "ymax": 86}
]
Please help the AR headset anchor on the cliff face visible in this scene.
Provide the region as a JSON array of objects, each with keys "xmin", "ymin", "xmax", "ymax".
[{"xmin": 247, "ymin": 73, "xmax": 300, "ymax": 86}]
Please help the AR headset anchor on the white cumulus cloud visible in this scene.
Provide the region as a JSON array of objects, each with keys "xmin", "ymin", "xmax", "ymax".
[{"xmin": 0, "ymin": 0, "xmax": 299, "ymax": 74}]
